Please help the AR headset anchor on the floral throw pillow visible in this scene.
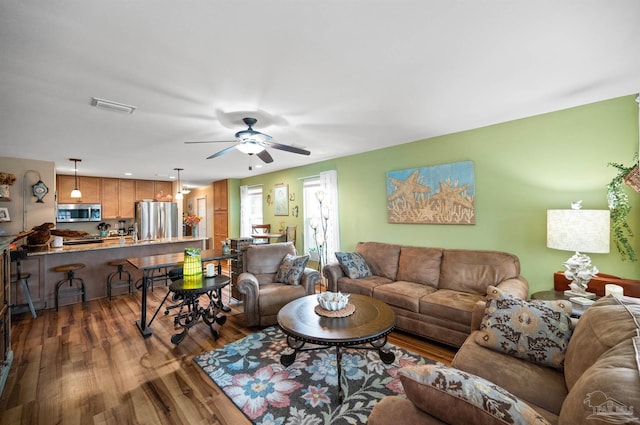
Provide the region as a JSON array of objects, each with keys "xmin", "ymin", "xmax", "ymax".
[
  {"xmin": 399, "ymin": 364, "xmax": 551, "ymax": 425},
  {"xmin": 334, "ymin": 252, "xmax": 372, "ymax": 279},
  {"xmin": 275, "ymin": 254, "xmax": 310, "ymax": 285},
  {"xmin": 475, "ymin": 286, "xmax": 573, "ymax": 369}
]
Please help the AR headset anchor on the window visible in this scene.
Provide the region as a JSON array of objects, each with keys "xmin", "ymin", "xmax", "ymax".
[
  {"xmin": 303, "ymin": 170, "xmax": 340, "ymax": 267},
  {"xmin": 240, "ymin": 185, "xmax": 263, "ymax": 237},
  {"xmin": 303, "ymin": 177, "xmax": 322, "ymax": 261}
]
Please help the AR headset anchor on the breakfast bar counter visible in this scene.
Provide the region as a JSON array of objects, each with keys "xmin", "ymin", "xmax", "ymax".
[{"xmin": 14, "ymin": 237, "xmax": 208, "ymax": 311}]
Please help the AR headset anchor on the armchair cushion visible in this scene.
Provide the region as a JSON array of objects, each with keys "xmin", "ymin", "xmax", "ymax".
[
  {"xmin": 476, "ymin": 286, "xmax": 573, "ymax": 370},
  {"xmin": 275, "ymin": 253, "xmax": 310, "ymax": 285},
  {"xmin": 335, "ymin": 251, "xmax": 372, "ymax": 279},
  {"xmin": 399, "ymin": 363, "xmax": 551, "ymax": 425}
]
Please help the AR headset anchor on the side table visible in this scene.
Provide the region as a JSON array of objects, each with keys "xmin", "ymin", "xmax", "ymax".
[{"xmin": 530, "ymin": 290, "xmax": 600, "ymax": 318}]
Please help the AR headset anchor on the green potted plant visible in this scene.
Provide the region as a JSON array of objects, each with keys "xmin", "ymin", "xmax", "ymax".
[{"xmin": 607, "ymin": 153, "xmax": 639, "ymax": 262}]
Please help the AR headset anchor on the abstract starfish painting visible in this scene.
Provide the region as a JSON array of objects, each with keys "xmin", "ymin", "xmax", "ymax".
[{"xmin": 386, "ymin": 161, "xmax": 475, "ymax": 224}]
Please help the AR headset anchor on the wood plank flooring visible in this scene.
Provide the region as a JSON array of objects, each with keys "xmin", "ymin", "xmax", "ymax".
[{"xmin": 0, "ymin": 286, "xmax": 455, "ymax": 425}]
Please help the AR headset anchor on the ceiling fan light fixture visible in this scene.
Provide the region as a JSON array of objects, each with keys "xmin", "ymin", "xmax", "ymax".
[{"xmin": 236, "ymin": 142, "xmax": 265, "ymax": 154}]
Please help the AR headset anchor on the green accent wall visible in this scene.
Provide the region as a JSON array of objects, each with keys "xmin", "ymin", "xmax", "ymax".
[{"xmin": 239, "ymin": 95, "xmax": 640, "ymax": 293}]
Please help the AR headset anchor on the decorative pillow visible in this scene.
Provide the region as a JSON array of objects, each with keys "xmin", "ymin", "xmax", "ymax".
[
  {"xmin": 334, "ymin": 252, "xmax": 372, "ymax": 279},
  {"xmin": 475, "ymin": 286, "xmax": 573, "ymax": 369},
  {"xmin": 275, "ymin": 254, "xmax": 310, "ymax": 285},
  {"xmin": 399, "ymin": 364, "xmax": 551, "ymax": 425}
]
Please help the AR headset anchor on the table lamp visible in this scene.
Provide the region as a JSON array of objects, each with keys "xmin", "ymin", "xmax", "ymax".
[{"xmin": 547, "ymin": 202, "xmax": 610, "ymax": 298}]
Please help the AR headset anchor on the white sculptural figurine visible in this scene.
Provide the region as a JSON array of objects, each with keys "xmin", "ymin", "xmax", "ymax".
[{"xmin": 563, "ymin": 252, "xmax": 598, "ymax": 295}]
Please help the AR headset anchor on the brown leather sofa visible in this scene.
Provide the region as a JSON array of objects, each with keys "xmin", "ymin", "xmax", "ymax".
[
  {"xmin": 237, "ymin": 242, "xmax": 320, "ymax": 327},
  {"xmin": 323, "ymin": 242, "xmax": 528, "ymax": 347},
  {"xmin": 369, "ymin": 296, "xmax": 640, "ymax": 425}
]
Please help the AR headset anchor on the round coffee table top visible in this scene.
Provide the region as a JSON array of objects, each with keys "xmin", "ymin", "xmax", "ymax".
[
  {"xmin": 277, "ymin": 293, "xmax": 397, "ymax": 346},
  {"xmin": 170, "ymin": 274, "xmax": 230, "ymax": 295}
]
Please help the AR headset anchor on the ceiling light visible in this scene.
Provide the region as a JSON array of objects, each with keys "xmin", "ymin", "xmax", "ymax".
[
  {"xmin": 174, "ymin": 168, "xmax": 184, "ymax": 200},
  {"xmin": 181, "ymin": 186, "xmax": 191, "ymax": 194},
  {"xmin": 236, "ymin": 142, "xmax": 265, "ymax": 154},
  {"xmin": 91, "ymin": 97, "xmax": 136, "ymax": 114},
  {"xmin": 70, "ymin": 158, "xmax": 82, "ymax": 198}
]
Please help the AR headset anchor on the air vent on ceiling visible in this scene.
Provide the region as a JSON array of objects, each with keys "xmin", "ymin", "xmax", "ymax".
[{"xmin": 91, "ymin": 97, "xmax": 136, "ymax": 114}]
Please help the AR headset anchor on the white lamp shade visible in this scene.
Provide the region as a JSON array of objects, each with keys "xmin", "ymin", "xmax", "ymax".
[
  {"xmin": 236, "ymin": 142, "xmax": 265, "ymax": 154},
  {"xmin": 547, "ymin": 209, "xmax": 610, "ymax": 253},
  {"xmin": 70, "ymin": 189, "xmax": 82, "ymax": 198}
]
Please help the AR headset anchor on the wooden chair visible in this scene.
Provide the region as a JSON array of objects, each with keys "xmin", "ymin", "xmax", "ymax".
[
  {"xmin": 251, "ymin": 224, "xmax": 271, "ymax": 244},
  {"xmin": 285, "ymin": 226, "xmax": 297, "ymax": 244}
]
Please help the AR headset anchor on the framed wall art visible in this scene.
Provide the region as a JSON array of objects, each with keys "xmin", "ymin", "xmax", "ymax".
[
  {"xmin": 386, "ymin": 160, "xmax": 475, "ymax": 224},
  {"xmin": 274, "ymin": 184, "xmax": 289, "ymax": 216},
  {"xmin": 0, "ymin": 207, "xmax": 10, "ymax": 222}
]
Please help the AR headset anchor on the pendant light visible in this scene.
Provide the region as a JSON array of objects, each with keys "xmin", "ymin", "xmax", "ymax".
[
  {"xmin": 70, "ymin": 158, "xmax": 82, "ymax": 198},
  {"xmin": 174, "ymin": 168, "xmax": 184, "ymax": 200}
]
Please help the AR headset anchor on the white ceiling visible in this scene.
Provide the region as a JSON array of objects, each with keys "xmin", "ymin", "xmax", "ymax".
[{"xmin": 1, "ymin": 1, "xmax": 639, "ymax": 188}]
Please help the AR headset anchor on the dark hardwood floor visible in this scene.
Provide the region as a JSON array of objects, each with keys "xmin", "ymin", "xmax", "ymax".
[{"xmin": 0, "ymin": 286, "xmax": 455, "ymax": 425}]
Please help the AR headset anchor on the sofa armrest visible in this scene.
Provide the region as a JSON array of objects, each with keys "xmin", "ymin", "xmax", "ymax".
[
  {"xmin": 495, "ymin": 276, "xmax": 529, "ymax": 299},
  {"xmin": 470, "ymin": 277, "xmax": 529, "ymax": 330},
  {"xmin": 323, "ymin": 262, "xmax": 344, "ymax": 292},
  {"xmin": 237, "ymin": 272, "xmax": 260, "ymax": 327},
  {"xmin": 300, "ymin": 267, "xmax": 321, "ymax": 294}
]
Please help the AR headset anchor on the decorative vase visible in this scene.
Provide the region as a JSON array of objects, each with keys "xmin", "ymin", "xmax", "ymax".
[
  {"xmin": 192, "ymin": 225, "xmax": 198, "ymax": 238},
  {"xmin": 183, "ymin": 247, "xmax": 202, "ymax": 278}
]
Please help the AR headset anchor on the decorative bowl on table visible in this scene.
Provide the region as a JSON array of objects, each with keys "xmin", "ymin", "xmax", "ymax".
[{"xmin": 317, "ymin": 291, "xmax": 350, "ymax": 311}]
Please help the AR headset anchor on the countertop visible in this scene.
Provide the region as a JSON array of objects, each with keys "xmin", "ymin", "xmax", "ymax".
[{"xmin": 27, "ymin": 236, "xmax": 208, "ymax": 256}]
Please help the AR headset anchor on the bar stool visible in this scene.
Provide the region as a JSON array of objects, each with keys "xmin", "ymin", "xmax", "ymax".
[
  {"xmin": 10, "ymin": 248, "xmax": 37, "ymax": 319},
  {"xmin": 106, "ymin": 260, "xmax": 133, "ymax": 300},
  {"xmin": 54, "ymin": 263, "xmax": 86, "ymax": 311}
]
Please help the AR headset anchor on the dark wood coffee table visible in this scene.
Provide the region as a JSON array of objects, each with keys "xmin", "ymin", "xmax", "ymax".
[{"xmin": 277, "ymin": 293, "xmax": 397, "ymax": 402}]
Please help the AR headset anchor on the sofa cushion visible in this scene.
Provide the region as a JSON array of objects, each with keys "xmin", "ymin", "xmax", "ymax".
[
  {"xmin": 373, "ymin": 281, "xmax": 437, "ymax": 313},
  {"xmin": 355, "ymin": 241, "xmax": 401, "ymax": 280},
  {"xmin": 399, "ymin": 363, "xmax": 551, "ymax": 425},
  {"xmin": 246, "ymin": 242, "xmax": 297, "ymax": 275},
  {"xmin": 476, "ymin": 286, "xmax": 573, "ymax": 370},
  {"xmin": 453, "ymin": 330, "xmax": 567, "ymax": 416},
  {"xmin": 564, "ymin": 295, "xmax": 640, "ymax": 390},
  {"xmin": 335, "ymin": 251, "xmax": 372, "ymax": 279},
  {"xmin": 439, "ymin": 250, "xmax": 520, "ymax": 295},
  {"xmin": 275, "ymin": 253, "xmax": 309, "ymax": 285},
  {"xmin": 257, "ymin": 283, "xmax": 308, "ymax": 316},
  {"xmin": 337, "ymin": 275, "xmax": 393, "ymax": 297},
  {"xmin": 396, "ymin": 246, "xmax": 443, "ymax": 288},
  {"xmin": 559, "ymin": 337, "xmax": 640, "ymax": 425},
  {"xmin": 420, "ymin": 289, "xmax": 485, "ymax": 325}
]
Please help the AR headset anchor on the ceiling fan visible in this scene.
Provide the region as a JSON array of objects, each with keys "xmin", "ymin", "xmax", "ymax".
[{"xmin": 185, "ymin": 117, "xmax": 311, "ymax": 164}]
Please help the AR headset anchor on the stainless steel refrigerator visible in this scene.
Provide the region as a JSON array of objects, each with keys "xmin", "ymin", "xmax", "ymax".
[{"xmin": 135, "ymin": 201, "xmax": 179, "ymax": 241}]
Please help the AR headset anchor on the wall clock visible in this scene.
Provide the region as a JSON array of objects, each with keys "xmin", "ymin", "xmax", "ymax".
[{"xmin": 32, "ymin": 180, "xmax": 48, "ymax": 203}]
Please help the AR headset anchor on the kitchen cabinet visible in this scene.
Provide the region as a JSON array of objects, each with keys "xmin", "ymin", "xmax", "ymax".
[
  {"xmin": 101, "ymin": 178, "xmax": 135, "ymax": 219},
  {"xmin": 57, "ymin": 175, "xmax": 101, "ymax": 204},
  {"xmin": 154, "ymin": 181, "xmax": 173, "ymax": 200},
  {"xmin": 213, "ymin": 179, "xmax": 229, "ymax": 250},
  {"xmin": 135, "ymin": 180, "xmax": 174, "ymax": 201},
  {"xmin": 0, "ymin": 238, "xmax": 12, "ymax": 397}
]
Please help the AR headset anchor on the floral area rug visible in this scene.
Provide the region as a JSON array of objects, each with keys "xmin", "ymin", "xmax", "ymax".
[{"xmin": 193, "ymin": 326, "xmax": 435, "ymax": 425}]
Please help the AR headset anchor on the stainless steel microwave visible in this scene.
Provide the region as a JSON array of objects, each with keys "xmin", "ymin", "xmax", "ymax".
[{"xmin": 56, "ymin": 204, "xmax": 102, "ymax": 222}]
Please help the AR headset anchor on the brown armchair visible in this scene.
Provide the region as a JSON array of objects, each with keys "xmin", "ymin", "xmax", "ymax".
[{"xmin": 237, "ymin": 242, "xmax": 320, "ymax": 327}]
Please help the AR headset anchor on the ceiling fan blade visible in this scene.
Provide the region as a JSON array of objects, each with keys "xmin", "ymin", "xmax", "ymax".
[
  {"xmin": 257, "ymin": 150, "xmax": 274, "ymax": 163},
  {"xmin": 261, "ymin": 140, "xmax": 310, "ymax": 156},
  {"xmin": 207, "ymin": 145, "xmax": 238, "ymax": 159},
  {"xmin": 185, "ymin": 140, "xmax": 234, "ymax": 144}
]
